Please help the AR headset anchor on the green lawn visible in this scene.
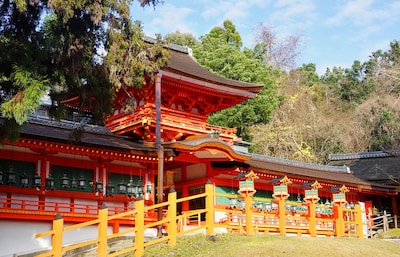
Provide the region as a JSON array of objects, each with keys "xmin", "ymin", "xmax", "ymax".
[{"xmin": 142, "ymin": 233, "xmax": 400, "ymax": 257}]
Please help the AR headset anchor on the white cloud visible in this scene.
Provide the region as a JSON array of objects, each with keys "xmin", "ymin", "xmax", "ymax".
[
  {"xmin": 326, "ymin": 0, "xmax": 386, "ymax": 27},
  {"xmin": 349, "ymin": 25, "xmax": 381, "ymax": 42},
  {"xmin": 268, "ymin": 0, "xmax": 317, "ymax": 36},
  {"xmin": 133, "ymin": 4, "xmax": 196, "ymax": 37},
  {"xmin": 274, "ymin": 0, "xmax": 316, "ymax": 18}
]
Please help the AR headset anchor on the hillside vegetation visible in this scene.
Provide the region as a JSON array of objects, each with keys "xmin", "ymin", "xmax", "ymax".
[
  {"xmin": 251, "ymin": 43, "xmax": 400, "ymax": 164},
  {"xmin": 165, "ymin": 23, "xmax": 400, "ymax": 165}
]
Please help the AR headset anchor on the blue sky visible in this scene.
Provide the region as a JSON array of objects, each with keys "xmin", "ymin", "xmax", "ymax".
[{"xmin": 131, "ymin": 0, "xmax": 400, "ymax": 74}]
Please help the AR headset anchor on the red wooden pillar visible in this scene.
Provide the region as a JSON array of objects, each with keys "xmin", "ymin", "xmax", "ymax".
[
  {"xmin": 181, "ymin": 186, "xmax": 189, "ymax": 212},
  {"xmin": 181, "ymin": 164, "xmax": 189, "ymax": 212}
]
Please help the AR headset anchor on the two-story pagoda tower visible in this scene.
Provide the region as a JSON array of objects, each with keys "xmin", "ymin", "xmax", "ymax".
[{"xmin": 105, "ymin": 44, "xmax": 263, "ymax": 144}]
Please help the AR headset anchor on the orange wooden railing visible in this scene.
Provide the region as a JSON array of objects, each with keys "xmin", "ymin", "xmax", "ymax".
[
  {"xmin": 34, "ymin": 181, "xmax": 364, "ymax": 257},
  {"xmin": 0, "ymin": 196, "xmax": 155, "ymax": 224}
]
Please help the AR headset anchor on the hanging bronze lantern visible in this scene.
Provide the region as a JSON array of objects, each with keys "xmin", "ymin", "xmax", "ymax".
[
  {"xmin": 33, "ymin": 172, "xmax": 41, "ymax": 189},
  {"xmin": 70, "ymin": 176, "xmax": 78, "ymax": 189},
  {"xmin": 137, "ymin": 180, "xmax": 144, "ymax": 196},
  {"xmin": 146, "ymin": 181, "xmax": 153, "ymax": 193},
  {"xmin": 61, "ymin": 173, "xmax": 69, "ymax": 189},
  {"xmin": 127, "ymin": 179, "xmax": 136, "ymax": 198},
  {"xmin": 19, "ymin": 172, "xmax": 29, "ymax": 188},
  {"xmin": 6, "ymin": 166, "xmax": 16, "ymax": 185},
  {"xmin": 78, "ymin": 174, "xmax": 86, "ymax": 190},
  {"xmin": 117, "ymin": 180, "xmax": 127, "ymax": 195},
  {"xmin": 105, "ymin": 183, "xmax": 115, "ymax": 197},
  {"xmin": 45, "ymin": 174, "xmax": 55, "ymax": 190},
  {"xmin": 95, "ymin": 180, "xmax": 103, "ymax": 193},
  {"xmin": 0, "ymin": 169, "xmax": 4, "ymax": 185}
]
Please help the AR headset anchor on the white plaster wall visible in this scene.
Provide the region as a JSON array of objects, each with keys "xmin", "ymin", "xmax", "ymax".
[
  {"xmin": 0, "ymin": 220, "xmax": 52, "ymax": 257},
  {"xmin": 74, "ymin": 199, "xmax": 98, "ymax": 214},
  {"xmin": 11, "ymin": 194, "xmax": 39, "ymax": 210},
  {"xmin": 0, "ymin": 220, "xmax": 113, "ymax": 257},
  {"xmin": 44, "ymin": 196, "xmax": 71, "ymax": 212}
]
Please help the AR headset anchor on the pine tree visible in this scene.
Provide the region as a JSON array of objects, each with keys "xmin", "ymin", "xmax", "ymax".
[{"xmin": 0, "ymin": 0, "xmax": 168, "ymax": 142}]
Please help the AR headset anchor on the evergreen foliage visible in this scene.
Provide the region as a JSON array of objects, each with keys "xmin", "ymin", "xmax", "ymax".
[
  {"xmin": 0, "ymin": 0, "xmax": 168, "ymax": 142},
  {"xmin": 189, "ymin": 20, "xmax": 283, "ymax": 141}
]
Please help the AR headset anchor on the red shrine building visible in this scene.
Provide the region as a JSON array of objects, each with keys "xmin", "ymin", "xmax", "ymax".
[{"xmin": 0, "ymin": 43, "xmax": 399, "ymax": 256}]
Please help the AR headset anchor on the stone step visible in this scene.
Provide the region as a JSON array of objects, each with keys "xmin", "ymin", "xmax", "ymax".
[{"xmin": 63, "ymin": 237, "xmax": 135, "ymax": 257}]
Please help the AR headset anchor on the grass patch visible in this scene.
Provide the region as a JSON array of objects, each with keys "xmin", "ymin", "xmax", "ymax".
[
  {"xmin": 143, "ymin": 233, "xmax": 400, "ymax": 257},
  {"xmin": 378, "ymin": 228, "xmax": 400, "ymax": 238}
]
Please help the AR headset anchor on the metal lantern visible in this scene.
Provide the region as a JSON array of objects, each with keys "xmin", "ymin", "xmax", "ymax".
[
  {"xmin": 89, "ymin": 180, "xmax": 94, "ymax": 190},
  {"xmin": 33, "ymin": 173, "xmax": 42, "ymax": 189},
  {"xmin": 71, "ymin": 177, "xmax": 78, "ymax": 189},
  {"xmin": 95, "ymin": 180, "xmax": 103, "ymax": 193},
  {"xmin": 61, "ymin": 173, "xmax": 69, "ymax": 189},
  {"xmin": 146, "ymin": 181, "xmax": 152, "ymax": 193},
  {"xmin": 0, "ymin": 169, "xmax": 4, "ymax": 185},
  {"xmin": 330, "ymin": 185, "xmax": 349, "ymax": 206},
  {"xmin": 105, "ymin": 183, "xmax": 115, "ymax": 197},
  {"xmin": 137, "ymin": 180, "xmax": 144, "ymax": 196},
  {"xmin": 270, "ymin": 176, "xmax": 292, "ymax": 200},
  {"xmin": 6, "ymin": 166, "xmax": 16, "ymax": 185},
  {"xmin": 127, "ymin": 179, "xmax": 136, "ymax": 198},
  {"xmin": 19, "ymin": 172, "xmax": 29, "ymax": 188},
  {"xmin": 228, "ymin": 197, "xmax": 237, "ymax": 209},
  {"xmin": 324, "ymin": 198, "xmax": 331, "ymax": 206},
  {"xmin": 302, "ymin": 180, "xmax": 322, "ymax": 203},
  {"xmin": 265, "ymin": 202, "xmax": 272, "ymax": 212},
  {"xmin": 257, "ymin": 202, "xmax": 264, "ymax": 212},
  {"xmin": 78, "ymin": 174, "xmax": 86, "ymax": 190},
  {"xmin": 117, "ymin": 180, "xmax": 127, "ymax": 195},
  {"xmin": 235, "ymin": 170, "xmax": 259, "ymax": 196},
  {"xmin": 45, "ymin": 174, "xmax": 55, "ymax": 190}
]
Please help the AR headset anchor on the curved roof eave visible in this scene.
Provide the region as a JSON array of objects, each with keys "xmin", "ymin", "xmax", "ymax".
[
  {"xmin": 162, "ymin": 49, "xmax": 264, "ymax": 94},
  {"xmin": 163, "ymin": 138, "xmax": 251, "ymax": 161}
]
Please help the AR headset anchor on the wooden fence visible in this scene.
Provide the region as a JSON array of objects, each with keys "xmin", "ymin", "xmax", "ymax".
[{"xmin": 35, "ymin": 181, "xmax": 364, "ymax": 257}]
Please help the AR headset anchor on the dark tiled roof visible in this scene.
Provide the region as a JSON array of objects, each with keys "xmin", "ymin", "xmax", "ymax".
[
  {"xmin": 329, "ymin": 151, "xmax": 400, "ymax": 183},
  {"xmin": 164, "ymin": 49, "xmax": 264, "ymax": 93},
  {"xmin": 21, "ymin": 118, "xmax": 156, "ymax": 153},
  {"xmin": 246, "ymin": 153, "xmax": 372, "ymax": 186},
  {"xmin": 329, "ymin": 151, "xmax": 399, "ymax": 160},
  {"xmin": 143, "ymin": 36, "xmax": 264, "ymax": 93}
]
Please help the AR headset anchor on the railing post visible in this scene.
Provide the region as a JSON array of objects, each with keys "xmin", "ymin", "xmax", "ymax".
[
  {"xmin": 244, "ymin": 193, "xmax": 254, "ymax": 236},
  {"xmin": 383, "ymin": 210, "xmax": 388, "ymax": 232},
  {"xmin": 334, "ymin": 204, "xmax": 344, "ymax": 237},
  {"xmin": 97, "ymin": 204, "xmax": 108, "ymax": 256},
  {"xmin": 168, "ymin": 188, "xmax": 177, "ymax": 246},
  {"xmin": 135, "ymin": 197, "xmax": 145, "ymax": 257},
  {"xmin": 354, "ymin": 204, "xmax": 364, "ymax": 238},
  {"xmin": 308, "ymin": 202, "xmax": 316, "ymax": 237},
  {"xmin": 205, "ymin": 180, "xmax": 215, "ymax": 236},
  {"xmin": 52, "ymin": 213, "xmax": 64, "ymax": 257},
  {"xmin": 278, "ymin": 198, "xmax": 286, "ymax": 236}
]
